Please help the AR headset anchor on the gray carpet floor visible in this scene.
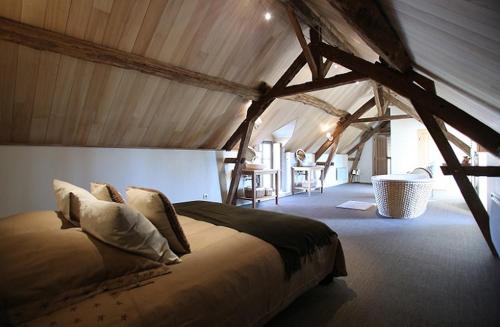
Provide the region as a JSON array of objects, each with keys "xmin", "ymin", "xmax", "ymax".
[{"xmin": 255, "ymin": 183, "xmax": 500, "ymax": 327}]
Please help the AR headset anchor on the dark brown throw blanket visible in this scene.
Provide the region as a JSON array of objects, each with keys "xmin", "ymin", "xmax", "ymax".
[{"xmin": 174, "ymin": 201, "xmax": 347, "ymax": 278}]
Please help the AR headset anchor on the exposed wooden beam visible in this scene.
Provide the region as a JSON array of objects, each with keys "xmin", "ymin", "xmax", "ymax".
[
  {"xmin": 353, "ymin": 114, "xmax": 411, "ymax": 123},
  {"xmin": 327, "ymin": 0, "xmax": 411, "ymax": 72},
  {"xmin": 346, "ymin": 121, "xmax": 390, "ymax": 156},
  {"xmin": 318, "ymin": 43, "xmax": 499, "ymax": 155},
  {"xmin": 323, "ymin": 139, "xmax": 339, "ymax": 179},
  {"xmin": 386, "ymin": 93, "xmax": 471, "ymax": 155},
  {"xmin": 284, "ymin": 0, "xmax": 358, "ymax": 55},
  {"xmin": 372, "ymin": 82, "xmax": 386, "ymax": 116},
  {"xmin": 226, "ymin": 120, "xmax": 255, "ymax": 205},
  {"xmin": 413, "ymin": 101, "xmax": 498, "ymax": 257},
  {"xmin": 287, "ymin": 6, "xmax": 318, "ymax": 79},
  {"xmin": 272, "ymin": 71, "xmax": 366, "ymax": 98},
  {"xmin": 282, "ymin": 93, "xmax": 348, "ymax": 117},
  {"xmin": 349, "ymin": 143, "xmax": 365, "ymax": 183},
  {"xmin": 222, "ymin": 54, "xmax": 307, "ymax": 151},
  {"xmin": 441, "ymin": 166, "xmax": 500, "ymax": 177},
  {"xmin": 315, "ymin": 97, "xmax": 375, "ymax": 160},
  {"xmin": 309, "ymin": 26, "xmax": 324, "ymax": 79},
  {"xmin": 0, "ymin": 17, "xmax": 261, "ymax": 100},
  {"xmin": 322, "ymin": 60, "xmax": 334, "ymax": 78}
]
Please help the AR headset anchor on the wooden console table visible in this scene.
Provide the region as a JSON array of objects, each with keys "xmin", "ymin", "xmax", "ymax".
[
  {"xmin": 238, "ymin": 169, "xmax": 279, "ymax": 208},
  {"xmin": 291, "ymin": 166, "xmax": 324, "ymax": 195}
]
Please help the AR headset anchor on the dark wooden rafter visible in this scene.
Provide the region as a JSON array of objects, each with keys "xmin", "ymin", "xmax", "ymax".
[
  {"xmin": 372, "ymin": 82, "xmax": 386, "ymax": 116},
  {"xmin": 413, "ymin": 102, "xmax": 498, "ymax": 257},
  {"xmin": 318, "ymin": 43, "xmax": 499, "ymax": 155},
  {"xmin": 315, "ymin": 97, "xmax": 375, "ymax": 160},
  {"xmin": 284, "ymin": 0, "xmax": 358, "ymax": 55},
  {"xmin": 346, "ymin": 121, "xmax": 390, "ymax": 156},
  {"xmin": 349, "ymin": 143, "xmax": 365, "ymax": 182},
  {"xmin": 222, "ymin": 53, "xmax": 307, "ymax": 151},
  {"xmin": 287, "ymin": 6, "xmax": 318, "ymax": 79},
  {"xmin": 352, "ymin": 114, "xmax": 411, "ymax": 123},
  {"xmin": 309, "ymin": 26, "xmax": 324, "ymax": 79},
  {"xmin": 327, "ymin": 0, "xmax": 411, "ymax": 72},
  {"xmin": 323, "ymin": 138, "xmax": 340, "ymax": 179},
  {"xmin": 441, "ymin": 166, "xmax": 500, "ymax": 177},
  {"xmin": 322, "ymin": 60, "xmax": 334, "ymax": 78},
  {"xmin": 271, "ymin": 71, "xmax": 366, "ymax": 98},
  {"xmin": 224, "ymin": 54, "xmax": 307, "ymax": 204}
]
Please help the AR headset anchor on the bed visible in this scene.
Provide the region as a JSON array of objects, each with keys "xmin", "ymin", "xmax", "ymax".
[{"xmin": 0, "ymin": 202, "xmax": 346, "ymax": 326}]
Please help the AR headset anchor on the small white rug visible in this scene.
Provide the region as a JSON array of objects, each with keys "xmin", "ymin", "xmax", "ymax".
[{"xmin": 336, "ymin": 201, "xmax": 375, "ymax": 211}]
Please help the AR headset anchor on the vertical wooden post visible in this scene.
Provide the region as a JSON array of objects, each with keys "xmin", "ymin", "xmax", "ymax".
[
  {"xmin": 226, "ymin": 119, "xmax": 255, "ymax": 205},
  {"xmin": 412, "ymin": 102, "xmax": 498, "ymax": 257},
  {"xmin": 322, "ymin": 138, "xmax": 339, "ymax": 180},
  {"xmin": 349, "ymin": 143, "xmax": 365, "ymax": 183}
]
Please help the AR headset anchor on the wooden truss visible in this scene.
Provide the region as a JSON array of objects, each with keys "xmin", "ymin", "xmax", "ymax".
[{"xmin": 224, "ymin": 5, "xmax": 499, "ymax": 257}]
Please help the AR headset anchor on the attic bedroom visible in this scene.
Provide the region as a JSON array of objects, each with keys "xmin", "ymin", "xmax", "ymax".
[{"xmin": 0, "ymin": 0, "xmax": 499, "ymax": 326}]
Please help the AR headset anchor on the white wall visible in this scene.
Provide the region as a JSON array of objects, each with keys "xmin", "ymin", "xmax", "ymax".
[
  {"xmin": 390, "ymin": 109, "xmax": 426, "ymax": 174},
  {"xmin": 0, "ymin": 146, "xmax": 222, "ymax": 217},
  {"xmin": 356, "ymin": 139, "xmax": 373, "ymax": 183}
]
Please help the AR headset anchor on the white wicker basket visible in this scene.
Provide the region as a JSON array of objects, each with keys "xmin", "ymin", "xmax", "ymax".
[{"xmin": 372, "ymin": 174, "xmax": 433, "ymax": 219}]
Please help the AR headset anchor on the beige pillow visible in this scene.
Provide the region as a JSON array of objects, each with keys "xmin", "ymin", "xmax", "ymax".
[
  {"xmin": 74, "ymin": 196, "xmax": 180, "ymax": 264},
  {"xmin": 126, "ymin": 187, "xmax": 191, "ymax": 255},
  {"xmin": 90, "ymin": 182, "xmax": 125, "ymax": 203},
  {"xmin": 52, "ymin": 179, "xmax": 96, "ymax": 225}
]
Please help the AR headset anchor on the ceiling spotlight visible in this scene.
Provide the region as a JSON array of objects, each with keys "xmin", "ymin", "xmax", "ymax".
[
  {"xmin": 333, "ymin": 64, "xmax": 339, "ymax": 69},
  {"xmin": 355, "ymin": 81, "xmax": 360, "ymax": 85},
  {"xmin": 255, "ymin": 117, "xmax": 263, "ymax": 126},
  {"xmin": 326, "ymin": 132, "xmax": 333, "ymax": 141},
  {"xmin": 264, "ymin": 12, "xmax": 272, "ymax": 21}
]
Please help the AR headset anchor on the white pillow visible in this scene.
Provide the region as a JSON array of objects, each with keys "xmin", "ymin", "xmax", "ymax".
[
  {"xmin": 75, "ymin": 196, "xmax": 180, "ymax": 264},
  {"xmin": 52, "ymin": 179, "xmax": 96, "ymax": 225}
]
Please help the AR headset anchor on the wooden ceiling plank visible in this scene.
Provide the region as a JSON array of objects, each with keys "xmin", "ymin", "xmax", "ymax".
[
  {"xmin": 327, "ymin": 0, "xmax": 411, "ymax": 72},
  {"xmin": 286, "ymin": 5, "xmax": 318, "ymax": 80},
  {"xmin": 0, "ymin": 41, "xmax": 19, "ymax": 142},
  {"xmin": 318, "ymin": 43, "xmax": 499, "ymax": 155},
  {"xmin": 11, "ymin": 46, "xmax": 41, "ymax": 143},
  {"xmin": 0, "ymin": 17, "xmax": 261, "ymax": 101}
]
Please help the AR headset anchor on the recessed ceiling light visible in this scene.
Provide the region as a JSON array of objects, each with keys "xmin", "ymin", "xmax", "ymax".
[
  {"xmin": 333, "ymin": 64, "xmax": 339, "ymax": 69},
  {"xmin": 355, "ymin": 81, "xmax": 360, "ymax": 85},
  {"xmin": 264, "ymin": 12, "xmax": 272, "ymax": 21}
]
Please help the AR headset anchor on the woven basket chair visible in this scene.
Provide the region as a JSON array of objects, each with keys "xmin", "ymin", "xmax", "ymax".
[{"xmin": 372, "ymin": 174, "xmax": 433, "ymax": 219}]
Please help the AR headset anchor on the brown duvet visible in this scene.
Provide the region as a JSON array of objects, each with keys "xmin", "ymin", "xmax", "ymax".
[{"xmin": 2, "ymin": 212, "xmax": 344, "ymax": 327}]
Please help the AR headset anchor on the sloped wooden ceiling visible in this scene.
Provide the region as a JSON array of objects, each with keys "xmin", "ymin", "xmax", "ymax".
[
  {"xmin": 378, "ymin": 0, "xmax": 500, "ymax": 132},
  {"xmin": 0, "ymin": 0, "xmax": 376, "ymax": 151}
]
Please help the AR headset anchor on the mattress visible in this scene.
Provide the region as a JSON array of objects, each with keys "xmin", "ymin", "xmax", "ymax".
[{"xmin": 2, "ymin": 212, "xmax": 344, "ymax": 326}]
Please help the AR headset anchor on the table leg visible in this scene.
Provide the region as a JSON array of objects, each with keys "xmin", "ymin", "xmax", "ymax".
[
  {"xmin": 321, "ymin": 169, "xmax": 324, "ymax": 193},
  {"xmin": 307, "ymin": 170, "xmax": 311, "ymax": 196},
  {"xmin": 275, "ymin": 172, "xmax": 279, "ymax": 205},
  {"xmin": 291, "ymin": 168, "xmax": 295, "ymax": 195},
  {"xmin": 252, "ymin": 173, "xmax": 256, "ymax": 208}
]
